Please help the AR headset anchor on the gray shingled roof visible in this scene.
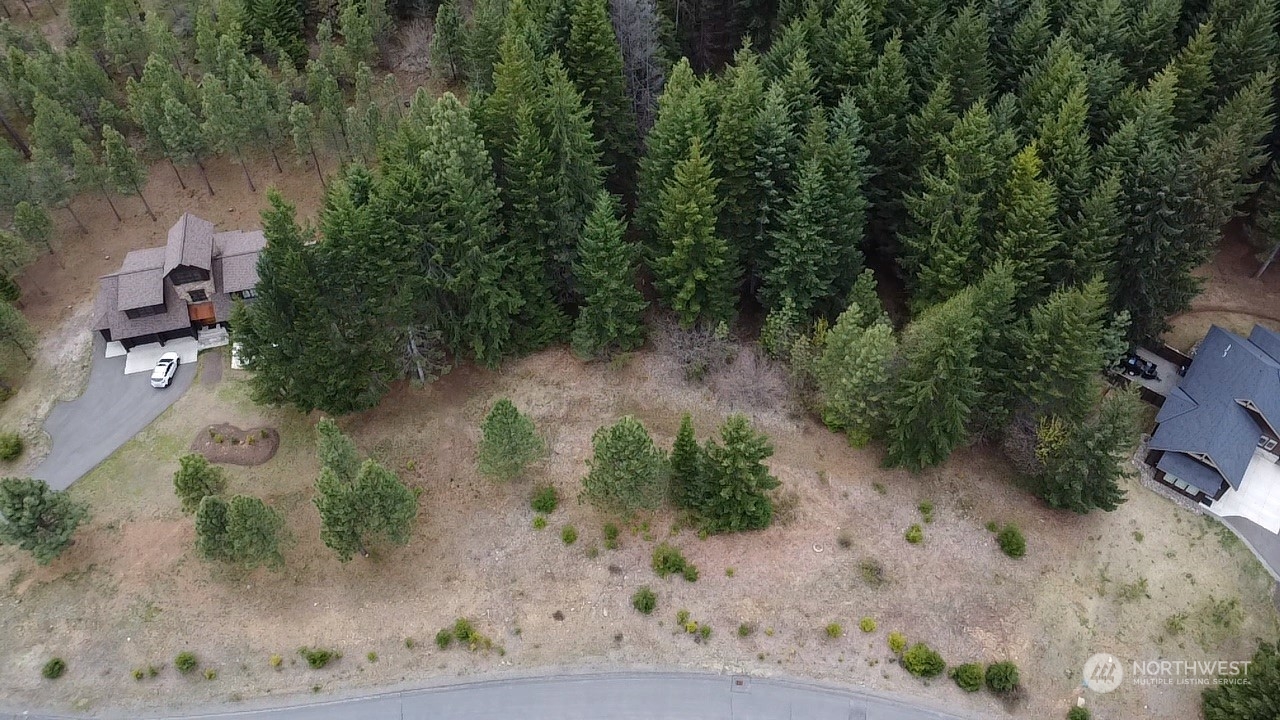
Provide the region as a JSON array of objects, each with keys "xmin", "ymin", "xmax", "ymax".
[
  {"xmin": 163, "ymin": 213, "xmax": 215, "ymax": 275},
  {"xmin": 212, "ymin": 230, "xmax": 266, "ymax": 294},
  {"xmin": 94, "ymin": 276, "xmax": 192, "ymax": 339},
  {"xmin": 1156, "ymin": 452, "xmax": 1227, "ymax": 496},
  {"xmin": 1149, "ymin": 325, "xmax": 1280, "ymax": 493},
  {"xmin": 116, "ymin": 267, "xmax": 165, "ymax": 311}
]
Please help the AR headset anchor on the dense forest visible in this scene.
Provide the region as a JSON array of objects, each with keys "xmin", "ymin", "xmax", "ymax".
[{"xmin": 0, "ymin": 0, "xmax": 1277, "ymax": 515}]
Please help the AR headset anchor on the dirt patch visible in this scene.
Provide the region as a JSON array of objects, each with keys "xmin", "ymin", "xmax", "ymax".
[
  {"xmin": 0, "ymin": 345, "xmax": 1275, "ymax": 720},
  {"xmin": 191, "ymin": 424, "xmax": 279, "ymax": 466}
]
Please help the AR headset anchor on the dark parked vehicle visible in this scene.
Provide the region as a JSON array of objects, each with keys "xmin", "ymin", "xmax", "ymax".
[{"xmin": 1118, "ymin": 352, "xmax": 1159, "ymax": 380}]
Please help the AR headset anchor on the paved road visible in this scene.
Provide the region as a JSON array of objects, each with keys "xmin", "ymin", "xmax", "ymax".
[
  {"xmin": 1222, "ymin": 514, "xmax": 1280, "ymax": 581},
  {"xmin": 2, "ymin": 671, "xmax": 974, "ymax": 720},
  {"xmin": 31, "ymin": 337, "xmax": 194, "ymax": 490}
]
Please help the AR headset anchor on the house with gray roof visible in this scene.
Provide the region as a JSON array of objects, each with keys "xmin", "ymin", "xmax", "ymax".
[
  {"xmin": 1145, "ymin": 324, "xmax": 1280, "ymax": 504},
  {"xmin": 93, "ymin": 213, "xmax": 265, "ymax": 350}
]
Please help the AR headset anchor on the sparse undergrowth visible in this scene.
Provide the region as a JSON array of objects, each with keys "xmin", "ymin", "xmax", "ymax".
[
  {"xmin": 632, "ymin": 586, "xmax": 657, "ymax": 615},
  {"xmin": 652, "ymin": 543, "xmax": 698, "ymax": 581},
  {"xmin": 41, "ymin": 658, "xmax": 65, "ymax": 679},
  {"xmin": 298, "ymin": 647, "xmax": 340, "ymax": 669},
  {"xmin": 174, "ymin": 652, "xmax": 198, "ymax": 674}
]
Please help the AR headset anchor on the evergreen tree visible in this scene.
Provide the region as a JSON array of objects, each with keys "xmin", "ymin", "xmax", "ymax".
[
  {"xmin": 1202, "ymin": 641, "xmax": 1280, "ymax": 720},
  {"xmin": 760, "ymin": 156, "xmax": 837, "ymax": 315},
  {"xmin": 637, "ymin": 59, "xmax": 709, "ymax": 242},
  {"xmin": 572, "ymin": 192, "xmax": 649, "ymax": 359},
  {"xmin": 1018, "ymin": 37, "xmax": 1089, "ymax": 137},
  {"xmin": 288, "ymin": 102, "xmax": 326, "ymax": 189},
  {"xmin": 477, "ymin": 398, "xmax": 546, "ymax": 481},
  {"xmin": 103, "ymin": 2, "xmax": 147, "ymax": 80},
  {"xmin": 901, "ymin": 162, "xmax": 980, "ymax": 309},
  {"xmin": 432, "ymin": 0, "xmax": 465, "ymax": 82},
  {"xmin": 27, "ymin": 153, "xmax": 85, "ymax": 235},
  {"xmin": 1034, "ymin": 384, "xmax": 1139, "ymax": 513},
  {"xmin": 855, "ymin": 33, "xmax": 912, "ymax": 244},
  {"xmin": 669, "ymin": 413, "xmax": 702, "ymax": 509},
  {"xmin": 711, "ymin": 49, "xmax": 766, "ymax": 274},
  {"xmin": 749, "ymin": 85, "xmax": 798, "ymax": 287},
  {"xmin": 73, "ymin": 138, "xmax": 122, "ymax": 222},
  {"xmin": 1127, "ymin": 0, "xmax": 1180, "ymax": 80},
  {"xmin": 776, "ymin": 49, "xmax": 820, "ymax": 131},
  {"xmin": 1063, "ymin": 171, "xmax": 1122, "ymax": 286},
  {"xmin": 993, "ymin": 143, "xmax": 1061, "ymax": 308},
  {"xmin": 30, "ymin": 93, "xmax": 85, "ymax": 164},
  {"xmin": 99, "ymin": 126, "xmax": 154, "ymax": 220},
  {"xmin": 1020, "ymin": 279, "xmax": 1114, "ymax": 418},
  {"xmin": 202, "ymin": 74, "xmax": 256, "ymax": 191},
  {"xmin": 196, "ymin": 494, "xmax": 287, "ymax": 569},
  {"xmin": 194, "ymin": 494, "xmax": 232, "ymax": 561},
  {"xmin": 316, "ymin": 418, "xmax": 361, "ymax": 483},
  {"xmin": 1211, "ymin": 0, "xmax": 1276, "ymax": 105},
  {"xmin": 315, "ymin": 458, "xmax": 418, "ymax": 562},
  {"xmin": 689, "ymin": 414, "xmax": 781, "ymax": 534},
  {"xmin": 173, "ymin": 454, "xmax": 227, "ymax": 514},
  {"xmin": 883, "ymin": 287, "xmax": 983, "ymax": 471},
  {"xmin": 581, "ymin": 416, "xmax": 669, "ymax": 515},
  {"xmin": 13, "ymin": 201, "xmax": 52, "ymax": 254},
  {"xmin": 0, "ymin": 300, "xmax": 36, "ymax": 361},
  {"xmin": 1004, "ymin": 0, "xmax": 1051, "ymax": 90},
  {"xmin": 817, "ymin": 0, "xmax": 874, "ymax": 104},
  {"xmin": 245, "ymin": 0, "xmax": 306, "ymax": 64},
  {"xmin": 161, "ymin": 90, "xmax": 214, "ymax": 195},
  {"xmin": 1169, "ymin": 22, "xmax": 1216, "ymax": 131},
  {"xmin": 817, "ymin": 308, "xmax": 896, "ymax": 446},
  {"xmin": 1034, "ymin": 83, "xmax": 1092, "ymax": 224},
  {"xmin": 564, "ymin": 0, "xmax": 639, "ymax": 196},
  {"xmin": 822, "ymin": 96, "xmax": 870, "ymax": 299},
  {"xmin": 653, "ymin": 139, "xmax": 736, "ymax": 327},
  {"xmin": 967, "ymin": 261, "xmax": 1022, "ymax": 434},
  {"xmin": 462, "ymin": 0, "xmax": 506, "ymax": 93},
  {"xmin": 240, "ymin": 60, "xmax": 289, "ymax": 173},
  {"xmin": 0, "ymin": 477, "xmax": 87, "ymax": 565},
  {"xmin": 932, "ymin": 3, "xmax": 993, "ymax": 111}
]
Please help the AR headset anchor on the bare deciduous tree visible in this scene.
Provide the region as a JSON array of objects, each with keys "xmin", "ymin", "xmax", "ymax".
[{"xmin": 609, "ymin": 0, "xmax": 666, "ymax": 141}]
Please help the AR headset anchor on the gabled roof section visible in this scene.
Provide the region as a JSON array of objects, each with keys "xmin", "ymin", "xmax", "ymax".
[
  {"xmin": 1156, "ymin": 452, "xmax": 1228, "ymax": 496},
  {"xmin": 163, "ymin": 213, "xmax": 215, "ymax": 275},
  {"xmin": 1250, "ymin": 325, "xmax": 1280, "ymax": 364},
  {"xmin": 1150, "ymin": 324, "xmax": 1280, "ymax": 490},
  {"xmin": 212, "ymin": 230, "xmax": 266, "ymax": 295}
]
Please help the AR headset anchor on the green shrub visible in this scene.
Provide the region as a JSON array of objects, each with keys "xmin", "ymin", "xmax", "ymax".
[
  {"xmin": 453, "ymin": 618, "xmax": 478, "ymax": 643},
  {"xmin": 270, "ymin": 654, "xmax": 283, "ymax": 668},
  {"xmin": 41, "ymin": 658, "xmax": 66, "ymax": 679},
  {"xmin": 997, "ymin": 525, "xmax": 1026, "ymax": 558},
  {"xmin": 404, "ymin": 637, "xmax": 416, "ymax": 649},
  {"xmin": 985, "ymin": 520, "xmax": 999, "ymax": 532},
  {"xmin": 888, "ymin": 632, "xmax": 907, "ymax": 655},
  {"xmin": 737, "ymin": 623, "xmax": 754, "ymax": 637},
  {"xmin": 603, "ymin": 522, "xmax": 620, "ymax": 549},
  {"xmin": 825, "ymin": 622, "xmax": 843, "ymax": 638},
  {"xmin": 652, "ymin": 543, "xmax": 697, "ymax": 580},
  {"xmin": 435, "ymin": 629, "xmax": 453, "ymax": 649},
  {"xmin": 902, "ymin": 643, "xmax": 946, "ymax": 677},
  {"xmin": 533, "ymin": 515, "xmax": 547, "ymax": 529},
  {"xmin": 0, "ymin": 432, "xmax": 23, "ymax": 461},
  {"xmin": 985, "ymin": 661, "xmax": 1020, "ymax": 693},
  {"xmin": 175, "ymin": 652, "xmax": 198, "ymax": 673},
  {"xmin": 918, "ymin": 500, "xmax": 934, "ymax": 523},
  {"xmin": 725, "ymin": 566, "xmax": 735, "ymax": 577},
  {"xmin": 1067, "ymin": 708, "xmax": 1091, "ymax": 720},
  {"xmin": 531, "ymin": 486, "xmax": 559, "ymax": 514},
  {"xmin": 950, "ymin": 662, "xmax": 984, "ymax": 692},
  {"xmin": 676, "ymin": 609, "xmax": 690, "ymax": 626},
  {"xmin": 859, "ymin": 617, "xmax": 876, "ymax": 633},
  {"xmin": 698, "ymin": 624, "xmax": 711, "ymax": 641},
  {"xmin": 561, "ymin": 524, "xmax": 578, "ymax": 545},
  {"xmin": 299, "ymin": 647, "xmax": 338, "ymax": 669},
  {"xmin": 859, "ymin": 558, "xmax": 885, "ymax": 586},
  {"xmin": 204, "ymin": 668, "xmax": 217, "ymax": 680},
  {"xmin": 905, "ymin": 524, "xmax": 923, "ymax": 544},
  {"xmin": 632, "ymin": 586, "xmax": 657, "ymax": 615},
  {"xmin": 132, "ymin": 668, "xmax": 145, "ymax": 681},
  {"xmin": 366, "ymin": 652, "xmax": 378, "ymax": 663}
]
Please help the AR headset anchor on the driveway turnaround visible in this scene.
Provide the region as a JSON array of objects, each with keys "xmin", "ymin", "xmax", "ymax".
[
  {"xmin": 5, "ymin": 671, "xmax": 975, "ymax": 720},
  {"xmin": 31, "ymin": 337, "xmax": 195, "ymax": 491}
]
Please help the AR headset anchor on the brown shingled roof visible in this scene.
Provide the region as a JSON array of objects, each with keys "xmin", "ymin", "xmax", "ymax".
[{"xmin": 164, "ymin": 213, "xmax": 215, "ymax": 275}]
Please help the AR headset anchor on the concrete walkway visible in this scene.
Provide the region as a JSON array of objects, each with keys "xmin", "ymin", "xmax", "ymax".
[
  {"xmin": 3, "ymin": 671, "xmax": 976, "ymax": 720},
  {"xmin": 31, "ymin": 337, "xmax": 194, "ymax": 490}
]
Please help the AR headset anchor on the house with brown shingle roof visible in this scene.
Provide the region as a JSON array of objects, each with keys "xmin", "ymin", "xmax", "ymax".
[{"xmin": 93, "ymin": 213, "xmax": 265, "ymax": 350}]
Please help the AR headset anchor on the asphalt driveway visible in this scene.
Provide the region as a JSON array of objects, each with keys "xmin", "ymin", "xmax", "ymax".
[
  {"xmin": 1221, "ymin": 514, "xmax": 1280, "ymax": 582},
  {"xmin": 5, "ymin": 671, "xmax": 975, "ymax": 720},
  {"xmin": 31, "ymin": 337, "xmax": 195, "ymax": 490}
]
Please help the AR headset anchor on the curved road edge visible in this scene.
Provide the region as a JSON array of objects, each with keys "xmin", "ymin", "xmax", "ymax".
[{"xmin": 4, "ymin": 669, "xmax": 981, "ymax": 720}]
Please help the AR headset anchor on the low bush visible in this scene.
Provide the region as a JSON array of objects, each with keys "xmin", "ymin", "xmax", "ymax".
[
  {"xmin": 825, "ymin": 623, "xmax": 843, "ymax": 639},
  {"xmin": 859, "ymin": 558, "xmax": 885, "ymax": 587},
  {"xmin": 905, "ymin": 524, "xmax": 923, "ymax": 544},
  {"xmin": 366, "ymin": 652, "xmax": 378, "ymax": 663},
  {"xmin": 859, "ymin": 617, "xmax": 876, "ymax": 633},
  {"xmin": 435, "ymin": 629, "xmax": 453, "ymax": 649},
  {"xmin": 918, "ymin": 500, "xmax": 934, "ymax": 523},
  {"xmin": 404, "ymin": 637, "xmax": 416, "ymax": 649},
  {"xmin": 997, "ymin": 525, "xmax": 1026, "ymax": 558},
  {"xmin": 632, "ymin": 586, "xmax": 657, "ymax": 615},
  {"xmin": 299, "ymin": 647, "xmax": 339, "ymax": 669},
  {"xmin": 888, "ymin": 632, "xmax": 907, "ymax": 655},
  {"xmin": 204, "ymin": 668, "xmax": 217, "ymax": 680},
  {"xmin": 175, "ymin": 652, "xmax": 198, "ymax": 674},
  {"xmin": 676, "ymin": 609, "xmax": 690, "ymax": 626},
  {"xmin": 737, "ymin": 623, "xmax": 754, "ymax": 637},
  {"xmin": 531, "ymin": 486, "xmax": 558, "ymax": 514},
  {"xmin": 269, "ymin": 654, "xmax": 283, "ymax": 668},
  {"xmin": 985, "ymin": 661, "xmax": 1020, "ymax": 693},
  {"xmin": 532, "ymin": 515, "xmax": 547, "ymax": 529},
  {"xmin": 41, "ymin": 658, "xmax": 66, "ymax": 679},
  {"xmin": 698, "ymin": 624, "xmax": 711, "ymax": 641},
  {"xmin": 0, "ymin": 432, "xmax": 23, "ymax": 461},
  {"xmin": 132, "ymin": 668, "xmax": 145, "ymax": 681},
  {"xmin": 902, "ymin": 643, "xmax": 946, "ymax": 677},
  {"xmin": 603, "ymin": 522, "xmax": 620, "ymax": 550},
  {"xmin": 950, "ymin": 662, "xmax": 984, "ymax": 692},
  {"xmin": 1067, "ymin": 708, "xmax": 1091, "ymax": 720},
  {"xmin": 652, "ymin": 543, "xmax": 698, "ymax": 581},
  {"xmin": 561, "ymin": 525, "xmax": 578, "ymax": 545}
]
